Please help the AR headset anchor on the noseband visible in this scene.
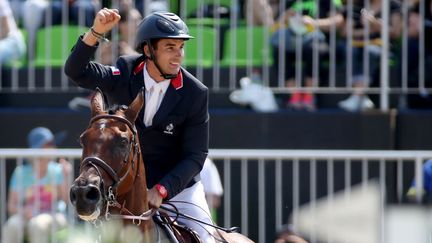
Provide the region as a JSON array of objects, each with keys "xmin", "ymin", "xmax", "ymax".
[{"xmin": 81, "ymin": 114, "xmax": 139, "ymax": 204}]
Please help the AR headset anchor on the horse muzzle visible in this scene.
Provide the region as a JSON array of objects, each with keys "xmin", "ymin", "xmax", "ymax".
[{"xmin": 70, "ymin": 184, "xmax": 103, "ymax": 220}]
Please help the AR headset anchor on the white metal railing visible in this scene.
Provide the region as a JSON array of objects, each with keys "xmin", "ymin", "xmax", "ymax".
[
  {"xmin": 1, "ymin": 0, "xmax": 431, "ymax": 111},
  {"xmin": 0, "ymin": 148, "xmax": 431, "ymax": 243}
]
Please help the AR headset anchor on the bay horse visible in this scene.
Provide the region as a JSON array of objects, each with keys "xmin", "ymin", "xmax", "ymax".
[{"xmin": 69, "ymin": 89, "xmax": 254, "ymax": 243}]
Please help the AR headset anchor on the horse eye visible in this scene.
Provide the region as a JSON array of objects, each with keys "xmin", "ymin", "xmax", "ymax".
[{"xmin": 119, "ymin": 137, "xmax": 129, "ymax": 147}]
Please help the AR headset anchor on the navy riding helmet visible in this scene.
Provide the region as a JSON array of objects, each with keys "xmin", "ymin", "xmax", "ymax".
[{"xmin": 135, "ymin": 12, "xmax": 194, "ymax": 54}]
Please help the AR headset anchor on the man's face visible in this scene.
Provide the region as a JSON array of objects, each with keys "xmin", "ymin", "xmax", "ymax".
[{"xmin": 151, "ymin": 38, "xmax": 185, "ymax": 77}]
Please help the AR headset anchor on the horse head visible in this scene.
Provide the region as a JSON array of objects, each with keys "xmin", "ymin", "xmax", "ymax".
[{"xmin": 69, "ymin": 89, "xmax": 149, "ymax": 224}]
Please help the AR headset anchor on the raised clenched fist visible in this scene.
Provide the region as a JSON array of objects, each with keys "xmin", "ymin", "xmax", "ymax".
[{"xmin": 92, "ymin": 8, "xmax": 121, "ymax": 35}]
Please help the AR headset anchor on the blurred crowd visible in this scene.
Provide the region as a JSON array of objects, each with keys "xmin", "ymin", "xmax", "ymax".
[
  {"xmin": 1, "ymin": 0, "xmax": 431, "ymax": 111},
  {"xmin": 264, "ymin": 0, "xmax": 431, "ymax": 112}
]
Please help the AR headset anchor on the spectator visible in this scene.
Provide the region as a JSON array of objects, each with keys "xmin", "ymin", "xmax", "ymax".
[
  {"xmin": 23, "ymin": 0, "xmax": 101, "ymax": 30},
  {"xmin": 134, "ymin": 0, "xmax": 169, "ymax": 16},
  {"xmin": 241, "ymin": 0, "xmax": 275, "ymax": 85},
  {"xmin": 21, "ymin": 0, "xmax": 100, "ymax": 50},
  {"xmin": 200, "ymin": 158, "xmax": 224, "ymax": 221},
  {"xmin": 405, "ymin": 0, "xmax": 432, "ymax": 108},
  {"xmin": 8, "ymin": 0, "xmax": 24, "ymax": 21},
  {"xmin": 271, "ymin": 0, "xmax": 344, "ymax": 111},
  {"xmin": 243, "ymin": 0, "xmax": 275, "ymax": 26},
  {"xmin": 406, "ymin": 159, "xmax": 432, "ymax": 202},
  {"xmin": 337, "ymin": 0, "xmax": 402, "ymax": 112},
  {"xmin": 1, "ymin": 127, "xmax": 71, "ymax": 243},
  {"xmin": 0, "ymin": 0, "xmax": 26, "ymax": 64}
]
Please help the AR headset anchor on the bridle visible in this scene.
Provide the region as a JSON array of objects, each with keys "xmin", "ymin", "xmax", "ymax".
[
  {"xmin": 82, "ymin": 114, "xmax": 139, "ymax": 197},
  {"xmin": 80, "ymin": 114, "xmax": 154, "ymax": 225}
]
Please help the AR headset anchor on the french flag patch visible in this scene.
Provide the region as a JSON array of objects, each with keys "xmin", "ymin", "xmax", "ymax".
[{"xmin": 110, "ymin": 66, "xmax": 121, "ymax": 75}]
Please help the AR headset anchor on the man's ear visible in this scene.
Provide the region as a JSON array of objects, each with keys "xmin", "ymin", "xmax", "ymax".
[{"xmin": 144, "ymin": 45, "xmax": 150, "ymax": 58}]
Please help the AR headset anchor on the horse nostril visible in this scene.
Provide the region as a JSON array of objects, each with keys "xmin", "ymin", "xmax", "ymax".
[
  {"xmin": 69, "ymin": 186, "xmax": 78, "ymax": 205},
  {"xmin": 70, "ymin": 190, "xmax": 76, "ymax": 204},
  {"xmin": 69, "ymin": 185, "xmax": 101, "ymax": 205},
  {"xmin": 86, "ymin": 186, "xmax": 100, "ymax": 203}
]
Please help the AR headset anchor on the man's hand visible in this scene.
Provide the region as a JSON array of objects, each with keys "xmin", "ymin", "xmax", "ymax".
[
  {"xmin": 302, "ymin": 15, "xmax": 316, "ymax": 27},
  {"xmin": 361, "ymin": 9, "xmax": 381, "ymax": 33},
  {"xmin": 83, "ymin": 8, "xmax": 121, "ymax": 46},
  {"xmin": 93, "ymin": 8, "xmax": 121, "ymax": 35},
  {"xmin": 148, "ymin": 186, "xmax": 164, "ymax": 209}
]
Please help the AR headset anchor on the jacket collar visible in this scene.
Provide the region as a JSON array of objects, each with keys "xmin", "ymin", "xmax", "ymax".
[
  {"xmin": 131, "ymin": 60, "xmax": 183, "ymax": 128},
  {"xmin": 170, "ymin": 71, "xmax": 183, "ymax": 90}
]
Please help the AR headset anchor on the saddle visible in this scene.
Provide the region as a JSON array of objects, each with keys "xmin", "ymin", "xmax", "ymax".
[{"xmin": 154, "ymin": 211, "xmax": 203, "ymax": 243}]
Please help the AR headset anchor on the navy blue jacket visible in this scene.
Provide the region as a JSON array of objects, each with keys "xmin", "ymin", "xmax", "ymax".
[{"xmin": 65, "ymin": 37, "xmax": 209, "ymax": 199}]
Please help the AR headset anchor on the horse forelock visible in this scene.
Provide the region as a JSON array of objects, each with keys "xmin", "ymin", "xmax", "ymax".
[{"xmin": 108, "ymin": 104, "xmax": 128, "ymax": 115}]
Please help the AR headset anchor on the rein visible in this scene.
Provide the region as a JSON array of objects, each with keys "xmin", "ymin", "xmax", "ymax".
[
  {"xmin": 159, "ymin": 204, "xmax": 239, "ymax": 234},
  {"xmin": 104, "ymin": 200, "xmax": 155, "ymax": 226}
]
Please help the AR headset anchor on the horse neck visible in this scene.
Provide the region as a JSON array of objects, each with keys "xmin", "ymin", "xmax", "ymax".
[
  {"xmin": 122, "ymin": 151, "xmax": 149, "ymax": 215},
  {"xmin": 137, "ymin": 152, "xmax": 158, "ymax": 233}
]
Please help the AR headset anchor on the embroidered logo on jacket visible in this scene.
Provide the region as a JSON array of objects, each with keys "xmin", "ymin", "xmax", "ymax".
[{"xmin": 164, "ymin": 123, "xmax": 174, "ymax": 135}]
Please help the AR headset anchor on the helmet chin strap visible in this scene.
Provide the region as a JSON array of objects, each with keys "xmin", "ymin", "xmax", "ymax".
[{"xmin": 148, "ymin": 44, "xmax": 178, "ymax": 80}]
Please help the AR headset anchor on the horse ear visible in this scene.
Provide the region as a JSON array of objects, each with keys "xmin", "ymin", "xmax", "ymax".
[
  {"xmin": 91, "ymin": 88, "xmax": 106, "ymax": 117},
  {"xmin": 125, "ymin": 88, "xmax": 145, "ymax": 122}
]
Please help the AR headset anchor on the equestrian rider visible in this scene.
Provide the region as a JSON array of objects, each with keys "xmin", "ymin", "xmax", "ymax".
[{"xmin": 65, "ymin": 8, "xmax": 215, "ymax": 243}]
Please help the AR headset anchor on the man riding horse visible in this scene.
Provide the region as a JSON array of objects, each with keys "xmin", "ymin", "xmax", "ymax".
[{"xmin": 65, "ymin": 9, "xmax": 215, "ymax": 242}]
